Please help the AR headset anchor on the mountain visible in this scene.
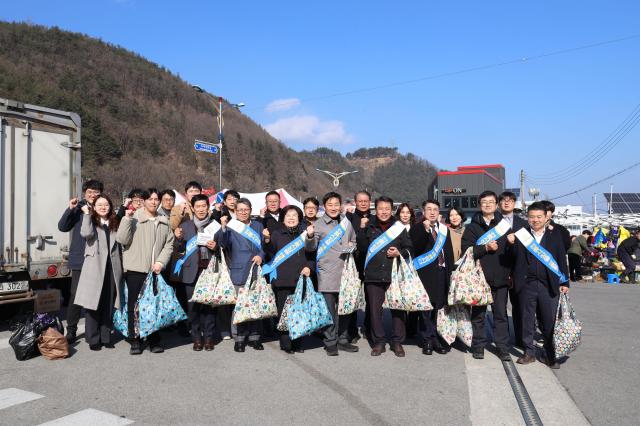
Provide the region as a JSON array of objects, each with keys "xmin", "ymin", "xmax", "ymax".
[{"xmin": 0, "ymin": 22, "xmax": 438, "ymax": 205}]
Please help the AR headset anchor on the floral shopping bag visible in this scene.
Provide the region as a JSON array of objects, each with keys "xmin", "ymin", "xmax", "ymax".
[
  {"xmin": 553, "ymin": 293, "xmax": 582, "ymax": 358},
  {"xmin": 437, "ymin": 307, "xmax": 457, "ymax": 345},
  {"xmin": 338, "ymin": 254, "xmax": 365, "ymax": 315},
  {"xmin": 400, "ymin": 257, "xmax": 433, "ymax": 312},
  {"xmin": 454, "ymin": 305, "xmax": 473, "ymax": 347},
  {"xmin": 195, "ymin": 249, "xmax": 236, "ymax": 305},
  {"xmin": 233, "ymin": 265, "xmax": 277, "ymax": 324},
  {"xmin": 277, "ymin": 294, "xmax": 294, "ymax": 331},
  {"xmin": 189, "ymin": 256, "xmax": 221, "ymax": 305},
  {"xmin": 383, "ymin": 258, "xmax": 407, "ymax": 310},
  {"xmin": 448, "ymin": 247, "xmax": 493, "ymax": 306}
]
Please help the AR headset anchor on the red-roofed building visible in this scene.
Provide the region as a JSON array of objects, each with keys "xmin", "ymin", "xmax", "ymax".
[{"xmin": 436, "ymin": 164, "xmax": 505, "ymax": 213}]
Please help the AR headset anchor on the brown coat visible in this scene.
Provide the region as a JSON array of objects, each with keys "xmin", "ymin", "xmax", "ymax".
[
  {"xmin": 449, "ymin": 226, "xmax": 465, "ymax": 263},
  {"xmin": 169, "ymin": 202, "xmax": 195, "ymax": 230}
]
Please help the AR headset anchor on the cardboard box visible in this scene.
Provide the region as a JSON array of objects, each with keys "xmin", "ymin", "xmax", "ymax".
[{"xmin": 35, "ymin": 289, "xmax": 61, "ymax": 313}]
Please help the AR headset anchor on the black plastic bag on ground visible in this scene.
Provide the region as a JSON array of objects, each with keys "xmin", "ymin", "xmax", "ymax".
[{"xmin": 9, "ymin": 314, "xmax": 42, "ymax": 361}]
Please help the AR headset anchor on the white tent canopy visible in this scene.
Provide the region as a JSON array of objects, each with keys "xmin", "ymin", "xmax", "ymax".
[{"xmin": 173, "ymin": 188, "xmax": 302, "ymax": 216}]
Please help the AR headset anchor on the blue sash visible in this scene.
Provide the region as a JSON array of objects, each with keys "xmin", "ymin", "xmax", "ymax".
[
  {"xmin": 476, "ymin": 219, "xmax": 511, "ymax": 245},
  {"xmin": 261, "ymin": 233, "xmax": 306, "ymax": 281},
  {"xmin": 515, "ymin": 228, "xmax": 567, "ymax": 282},
  {"xmin": 227, "ymin": 218, "xmax": 262, "ymax": 250},
  {"xmin": 413, "ymin": 223, "xmax": 448, "ymax": 271},
  {"xmin": 173, "ymin": 236, "xmax": 198, "ymax": 275},
  {"xmin": 364, "ymin": 221, "xmax": 406, "ymax": 269},
  {"xmin": 316, "ymin": 217, "xmax": 351, "ymax": 261}
]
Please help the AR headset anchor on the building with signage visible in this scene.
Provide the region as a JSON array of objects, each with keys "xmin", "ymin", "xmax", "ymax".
[{"xmin": 436, "ymin": 164, "xmax": 505, "ymax": 215}]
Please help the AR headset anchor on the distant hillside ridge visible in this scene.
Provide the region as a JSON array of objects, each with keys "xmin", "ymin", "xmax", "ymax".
[{"xmin": 0, "ymin": 22, "xmax": 438, "ymax": 205}]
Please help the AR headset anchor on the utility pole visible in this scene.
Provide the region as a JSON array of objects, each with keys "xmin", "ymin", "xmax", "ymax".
[
  {"xmin": 520, "ymin": 169, "xmax": 526, "ymax": 210},
  {"xmin": 609, "ymin": 183, "xmax": 613, "ymax": 216},
  {"xmin": 593, "ymin": 193, "xmax": 598, "ymax": 220}
]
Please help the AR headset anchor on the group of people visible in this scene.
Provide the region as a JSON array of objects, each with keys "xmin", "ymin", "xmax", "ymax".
[{"xmin": 58, "ymin": 179, "xmax": 571, "ymax": 368}]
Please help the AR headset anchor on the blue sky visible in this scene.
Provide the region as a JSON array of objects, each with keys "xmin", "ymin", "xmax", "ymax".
[{"xmin": 3, "ymin": 1, "xmax": 640, "ymax": 210}]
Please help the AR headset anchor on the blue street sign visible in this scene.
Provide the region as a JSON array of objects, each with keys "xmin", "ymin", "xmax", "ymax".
[{"xmin": 194, "ymin": 142, "xmax": 219, "ymax": 154}]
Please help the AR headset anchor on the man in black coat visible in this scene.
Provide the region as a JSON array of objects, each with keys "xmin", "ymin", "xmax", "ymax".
[
  {"xmin": 461, "ymin": 191, "xmax": 513, "ymax": 361},
  {"xmin": 409, "ymin": 199, "xmax": 455, "ymax": 355},
  {"xmin": 346, "ymin": 190, "xmax": 372, "ymax": 342},
  {"xmin": 499, "ymin": 191, "xmax": 528, "ymax": 349},
  {"xmin": 618, "ymin": 230, "xmax": 640, "ymax": 283},
  {"xmin": 356, "ymin": 196, "xmax": 413, "ymax": 357},
  {"xmin": 512, "ymin": 202, "xmax": 570, "ymax": 368},
  {"xmin": 260, "ymin": 190, "xmax": 282, "ymax": 233},
  {"xmin": 541, "ymin": 200, "xmax": 571, "ymax": 251},
  {"xmin": 57, "ymin": 179, "xmax": 104, "ymax": 343}
]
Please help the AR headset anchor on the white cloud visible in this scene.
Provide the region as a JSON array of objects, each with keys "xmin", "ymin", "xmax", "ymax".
[
  {"xmin": 265, "ymin": 115, "xmax": 354, "ymax": 146},
  {"xmin": 265, "ymin": 98, "xmax": 301, "ymax": 113}
]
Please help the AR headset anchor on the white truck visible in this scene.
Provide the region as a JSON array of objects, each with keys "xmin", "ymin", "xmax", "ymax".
[{"xmin": 0, "ymin": 98, "xmax": 81, "ymax": 309}]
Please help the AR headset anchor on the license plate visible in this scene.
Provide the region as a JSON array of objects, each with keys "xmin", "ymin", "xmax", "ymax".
[{"xmin": 0, "ymin": 281, "xmax": 29, "ymax": 294}]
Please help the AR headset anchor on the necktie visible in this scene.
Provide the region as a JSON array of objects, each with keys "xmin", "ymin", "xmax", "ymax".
[{"xmin": 431, "ymin": 226, "xmax": 445, "ymax": 267}]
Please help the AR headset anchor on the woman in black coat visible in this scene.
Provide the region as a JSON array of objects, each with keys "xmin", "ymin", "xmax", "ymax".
[
  {"xmin": 408, "ymin": 200, "xmax": 455, "ymax": 355},
  {"xmin": 262, "ymin": 205, "xmax": 315, "ymax": 353}
]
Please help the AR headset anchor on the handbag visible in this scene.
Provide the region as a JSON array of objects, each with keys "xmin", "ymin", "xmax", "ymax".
[
  {"xmin": 338, "ymin": 254, "xmax": 365, "ymax": 315},
  {"xmin": 276, "ymin": 294, "xmax": 295, "ymax": 331},
  {"xmin": 448, "ymin": 247, "xmax": 493, "ymax": 306},
  {"xmin": 233, "ymin": 265, "xmax": 277, "ymax": 325},
  {"xmin": 287, "ymin": 275, "xmax": 333, "ymax": 340},
  {"xmin": 436, "ymin": 307, "xmax": 457, "ymax": 345},
  {"xmin": 382, "ymin": 258, "xmax": 407, "ymax": 310},
  {"xmin": 190, "ymin": 251, "xmax": 237, "ymax": 306},
  {"xmin": 399, "ymin": 256, "xmax": 433, "ymax": 312},
  {"xmin": 37, "ymin": 327, "xmax": 69, "ymax": 360},
  {"xmin": 553, "ymin": 293, "xmax": 582, "ymax": 358},
  {"xmin": 454, "ymin": 305, "xmax": 472, "ymax": 347},
  {"xmin": 136, "ymin": 273, "xmax": 187, "ymax": 338},
  {"xmin": 112, "ymin": 281, "xmax": 129, "ymax": 337}
]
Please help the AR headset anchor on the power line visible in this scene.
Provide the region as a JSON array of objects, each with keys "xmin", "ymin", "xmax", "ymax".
[
  {"xmin": 250, "ymin": 33, "xmax": 640, "ymax": 112},
  {"xmin": 526, "ymin": 103, "xmax": 640, "ymax": 184},
  {"xmin": 549, "ymin": 160, "xmax": 640, "ymax": 200}
]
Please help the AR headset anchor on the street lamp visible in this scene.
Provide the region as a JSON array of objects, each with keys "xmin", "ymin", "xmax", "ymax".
[
  {"xmin": 192, "ymin": 85, "xmax": 245, "ymax": 191},
  {"xmin": 315, "ymin": 169, "xmax": 359, "ymax": 187}
]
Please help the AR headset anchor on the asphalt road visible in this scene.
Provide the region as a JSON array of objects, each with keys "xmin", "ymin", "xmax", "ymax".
[{"xmin": 0, "ymin": 281, "xmax": 637, "ymax": 425}]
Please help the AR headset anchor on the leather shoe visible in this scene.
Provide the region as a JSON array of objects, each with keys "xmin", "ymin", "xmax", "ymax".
[
  {"xmin": 370, "ymin": 344, "xmax": 386, "ymax": 356},
  {"xmin": 149, "ymin": 344, "xmax": 164, "ymax": 354},
  {"xmin": 497, "ymin": 349, "xmax": 512, "ymax": 362},
  {"xmin": 472, "ymin": 349, "xmax": 484, "ymax": 359},
  {"xmin": 129, "ymin": 341, "xmax": 142, "ymax": 355},
  {"xmin": 292, "ymin": 342, "xmax": 304, "ymax": 353},
  {"xmin": 248, "ymin": 341, "xmax": 264, "ymax": 351},
  {"xmin": 516, "ymin": 354, "xmax": 536, "ymax": 365},
  {"xmin": 543, "ymin": 358, "xmax": 560, "ymax": 369},
  {"xmin": 103, "ymin": 343, "xmax": 115, "ymax": 349},
  {"xmin": 434, "ymin": 346, "xmax": 448, "ymax": 355},
  {"xmin": 325, "ymin": 345, "xmax": 339, "ymax": 356},
  {"xmin": 204, "ymin": 338, "xmax": 215, "ymax": 351},
  {"xmin": 390, "ymin": 343, "xmax": 405, "ymax": 357},
  {"xmin": 422, "ymin": 341, "xmax": 433, "ymax": 355},
  {"xmin": 193, "ymin": 340, "xmax": 203, "ymax": 351},
  {"xmin": 282, "ymin": 348, "xmax": 295, "ymax": 354},
  {"xmin": 89, "ymin": 343, "xmax": 102, "ymax": 351},
  {"xmin": 337, "ymin": 342, "xmax": 359, "ymax": 353},
  {"xmin": 234, "ymin": 342, "xmax": 245, "ymax": 352}
]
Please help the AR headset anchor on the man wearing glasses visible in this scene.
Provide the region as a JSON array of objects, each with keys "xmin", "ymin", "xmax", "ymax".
[{"xmin": 461, "ymin": 191, "xmax": 513, "ymax": 361}]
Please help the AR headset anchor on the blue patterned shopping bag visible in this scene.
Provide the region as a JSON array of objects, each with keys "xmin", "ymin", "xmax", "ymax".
[
  {"xmin": 287, "ymin": 275, "xmax": 333, "ymax": 340},
  {"xmin": 135, "ymin": 273, "xmax": 187, "ymax": 338},
  {"xmin": 112, "ymin": 281, "xmax": 129, "ymax": 337},
  {"xmin": 553, "ymin": 293, "xmax": 582, "ymax": 358}
]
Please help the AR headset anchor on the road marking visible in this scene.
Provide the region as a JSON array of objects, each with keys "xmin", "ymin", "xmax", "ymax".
[
  {"xmin": 464, "ymin": 354, "xmax": 525, "ymax": 425},
  {"xmin": 517, "ymin": 362, "xmax": 589, "ymax": 425},
  {"xmin": 38, "ymin": 409, "xmax": 134, "ymax": 425},
  {"xmin": 0, "ymin": 388, "xmax": 44, "ymax": 410}
]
